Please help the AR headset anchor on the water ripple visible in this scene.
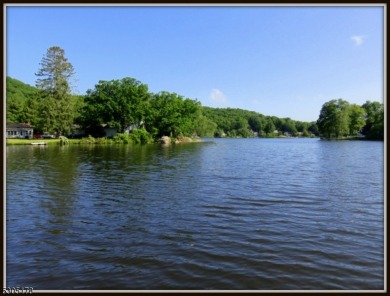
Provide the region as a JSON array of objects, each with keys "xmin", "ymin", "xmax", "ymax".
[{"xmin": 6, "ymin": 140, "xmax": 384, "ymax": 290}]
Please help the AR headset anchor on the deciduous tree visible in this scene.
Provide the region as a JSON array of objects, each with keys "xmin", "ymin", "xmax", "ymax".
[
  {"xmin": 317, "ymin": 99, "xmax": 350, "ymax": 138},
  {"xmin": 148, "ymin": 92, "xmax": 201, "ymax": 138},
  {"xmin": 348, "ymin": 104, "xmax": 366, "ymax": 135},
  {"xmin": 362, "ymin": 101, "xmax": 384, "ymax": 140},
  {"xmin": 82, "ymin": 77, "xmax": 150, "ymax": 133}
]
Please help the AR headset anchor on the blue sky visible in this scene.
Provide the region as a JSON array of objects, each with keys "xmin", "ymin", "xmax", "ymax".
[{"xmin": 6, "ymin": 5, "xmax": 384, "ymax": 122}]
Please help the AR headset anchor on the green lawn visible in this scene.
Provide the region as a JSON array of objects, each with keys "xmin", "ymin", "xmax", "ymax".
[{"xmin": 6, "ymin": 138, "xmax": 82, "ymax": 145}]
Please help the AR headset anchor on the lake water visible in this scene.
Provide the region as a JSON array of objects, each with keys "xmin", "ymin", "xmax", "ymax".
[{"xmin": 5, "ymin": 138, "xmax": 384, "ymax": 290}]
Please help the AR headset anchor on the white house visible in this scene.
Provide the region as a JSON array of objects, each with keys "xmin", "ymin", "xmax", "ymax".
[
  {"xmin": 124, "ymin": 121, "xmax": 145, "ymax": 134},
  {"xmin": 6, "ymin": 123, "xmax": 34, "ymax": 139}
]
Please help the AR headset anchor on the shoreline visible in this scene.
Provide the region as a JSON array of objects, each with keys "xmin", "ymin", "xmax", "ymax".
[
  {"xmin": 5, "ymin": 136, "xmax": 204, "ymax": 146},
  {"xmin": 7, "ymin": 135, "xmax": 381, "ymax": 146}
]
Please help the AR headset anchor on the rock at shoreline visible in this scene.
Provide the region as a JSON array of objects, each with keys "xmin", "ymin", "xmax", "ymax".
[
  {"xmin": 160, "ymin": 135, "xmax": 201, "ymax": 145},
  {"xmin": 177, "ymin": 135, "xmax": 193, "ymax": 143},
  {"xmin": 160, "ymin": 136, "xmax": 171, "ymax": 145}
]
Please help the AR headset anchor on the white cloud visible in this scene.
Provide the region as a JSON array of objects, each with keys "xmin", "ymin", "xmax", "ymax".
[
  {"xmin": 351, "ymin": 35, "xmax": 366, "ymax": 47},
  {"xmin": 209, "ymin": 88, "xmax": 228, "ymax": 106}
]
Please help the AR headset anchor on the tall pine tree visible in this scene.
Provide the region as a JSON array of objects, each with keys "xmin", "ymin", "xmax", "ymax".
[{"xmin": 35, "ymin": 46, "xmax": 75, "ymax": 136}]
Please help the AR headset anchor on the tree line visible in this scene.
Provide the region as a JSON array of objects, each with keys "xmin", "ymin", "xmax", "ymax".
[
  {"xmin": 317, "ymin": 98, "xmax": 384, "ymax": 140},
  {"xmin": 6, "ymin": 46, "xmax": 383, "ymax": 142},
  {"xmin": 6, "ymin": 75, "xmax": 320, "ymax": 140}
]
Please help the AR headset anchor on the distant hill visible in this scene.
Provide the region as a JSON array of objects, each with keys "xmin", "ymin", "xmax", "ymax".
[
  {"xmin": 201, "ymin": 106, "xmax": 318, "ymax": 138},
  {"xmin": 6, "ymin": 76, "xmax": 38, "ymax": 104},
  {"xmin": 6, "ymin": 77, "xmax": 39, "ymax": 122}
]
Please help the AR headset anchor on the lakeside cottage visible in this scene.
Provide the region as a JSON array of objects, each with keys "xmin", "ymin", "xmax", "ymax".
[
  {"xmin": 95, "ymin": 122, "xmax": 144, "ymax": 138},
  {"xmin": 6, "ymin": 123, "xmax": 34, "ymax": 139},
  {"xmin": 101, "ymin": 124, "xmax": 117, "ymax": 138},
  {"xmin": 124, "ymin": 120, "xmax": 145, "ymax": 134}
]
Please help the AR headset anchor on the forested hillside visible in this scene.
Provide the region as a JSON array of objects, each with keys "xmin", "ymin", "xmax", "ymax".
[
  {"xmin": 6, "ymin": 77, "xmax": 38, "ymax": 123},
  {"xmin": 6, "ymin": 75, "xmax": 383, "ymax": 141},
  {"xmin": 6, "ymin": 76, "xmax": 85, "ymax": 134},
  {"xmin": 202, "ymin": 107, "xmax": 318, "ymax": 138},
  {"xmin": 6, "ymin": 76, "xmax": 320, "ymax": 139}
]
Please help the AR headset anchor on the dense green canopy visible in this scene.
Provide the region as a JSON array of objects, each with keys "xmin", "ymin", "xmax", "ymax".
[
  {"xmin": 7, "ymin": 75, "xmax": 383, "ymax": 141},
  {"xmin": 317, "ymin": 99, "xmax": 383, "ymax": 140}
]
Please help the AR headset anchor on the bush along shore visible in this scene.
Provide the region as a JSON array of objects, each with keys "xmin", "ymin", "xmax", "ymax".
[{"xmin": 6, "ymin": 134, "xmax": 202, "ymax": 146}]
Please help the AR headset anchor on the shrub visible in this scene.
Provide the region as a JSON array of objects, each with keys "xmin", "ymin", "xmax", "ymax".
[
  {"xmin": 95, "ymin": 137, "xmax": 113, "ymax": 144},
  {"xmin": 59, "ymin": 136, "xmax": 69, "ymax": 145},
  {"xmin": 80, "ymin": 135, "xmax": 96, "ymax": 144},
  {"xmin": 129, "ymin": 129, "xmax": 153, "ymax": 144},
  {"xmin": 113, "ymin": 133, "xmax": 130, "ymax": 144}
]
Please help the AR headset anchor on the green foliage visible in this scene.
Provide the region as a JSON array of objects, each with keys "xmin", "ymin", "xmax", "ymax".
[
  {"xmin": 35, "ymin": 46, "xmax": 76, "ymax": 136},
  {"xmin": 82, "ymin": 77, "xmax": 150, "ymax": 133},
  {"xmin": 248, "ymin": 115, "xmax": 265, "ymax": 133},
  {"xmin": 147, "ymin": 92, "xmax": 201, "ymax": 138},
  {"xmin": 6, "ymin": 77, "xmax": 38, "ymax": 104},
  {"xmin": 80, "ymin": 135, "xmax": 97, "ymax": 144},
  {"xmin": 72, "ymin": 95, "xmax": 86, "ymax": 125},
  {"xmin": 20, "ymin": 94, "xmax": 41, "ymax": 127},
  {"xmin": 202, "ymin": 107, "xmax": 254, "ymax": 137},
  {"xmin": 317, "ymin": 99, "xmax": 383, "ymax": 140},
  {"xmin": 282, "ymin": 118, "xmax": 298, "ymax": 135},
  {"xmin": 348, "ymin": 104, "xmax": 366, "ymax": 135},
  {"xmin": 193, "ymin": 111, "xmax": 217, "ymax": 137},
  {"xmin": 200, "ymin": 107, "xmax": 316, "ymax": 138},
  {"xmin": 78, "ymin": 135, "xmax": 113, "ymax": 144},
  {"xmin": 6, "ymin": 75, "xmax": 85, "ymax": 135},
  {"xmin": 264, "ymin": 118, "xmax": 276, "ymax": 135},
  {"xmin": 59, "ymin": 136, "xmax": 70, "ymax": 145},
  {"xmin": 95, "ymin": 137, "xmax": 113, "ymax": 144},
  {"xmin": 6, "ymin": 77, "xmax": 38, "ymax": 123},
  {"xmin": 7, "ymin": 99, "xmax": 24, "ymax": 123},
  {"xmin": 317, "ymin": 99, "xmax": 350, "ymax": 138},
  {"xmin": 11, "ymin": 53, "xmax": 383, "ymax": 144},
  {"xmin": 36, "ymin": 46, "xmax": 74, "ymax": 98},
  {"xmin": 129, "ymin": 129, "xmax": 153, "ymax": 144},
  {"xmin": 113, "ymin": 133, "xmax": 131, "ymax": 144},
  {"xmin": 367, "ymin": 117, "xmax": 384, "ymax": 140},
  {"xmin": 362, "ymin": 101, "xmax": 384, "ymax": 140},
  {"xmin": 308, "ymin": 122, "xmax": 319, "ymax": 135}
]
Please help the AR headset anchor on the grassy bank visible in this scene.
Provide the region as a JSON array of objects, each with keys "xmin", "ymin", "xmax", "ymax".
[
  {"xmin": 6, "ymin": 135, "xmax": 203, "ymax": 145},
  {"xmin": 6, "ymin": 138, "xmax": 114, "ymax": 145},
  {"xmin": 6, "ymin": 138, "xmax": 62, "ymax": 145}
]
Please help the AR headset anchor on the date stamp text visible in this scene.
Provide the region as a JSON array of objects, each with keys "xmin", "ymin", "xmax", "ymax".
[{"xmin": 3, "ymin": 287, "xmax": 33, "ymax": 294}]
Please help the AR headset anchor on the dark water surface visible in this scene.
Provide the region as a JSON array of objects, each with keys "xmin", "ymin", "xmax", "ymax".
[{"xmin": 6, "ymin": 138, "xmax": 384, "ymax": 290}]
